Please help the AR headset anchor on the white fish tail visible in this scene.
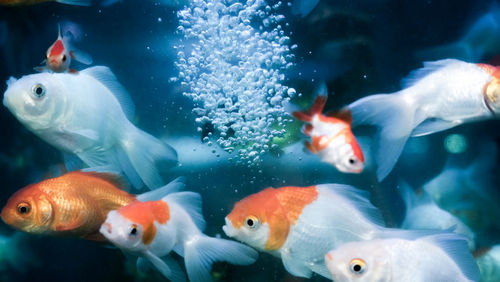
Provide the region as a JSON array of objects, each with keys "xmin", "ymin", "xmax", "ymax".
[
  {"xmin": 184, "ymin": 235, "xmax": 258, "ymax": 281},
  {"xmin": 120, "ymin": 126, "xmax": 178, "ymax": 189},
  {"xmin": 349, "ymin": 92, "xmax": 422, "ymax": 181},
  {"xmin": 56, "ymin": 0, "xmax": 91, "ymax": 6},
  {"xmin": 137, "ymin": 176, "xmax": 185, "ymax": 202}
]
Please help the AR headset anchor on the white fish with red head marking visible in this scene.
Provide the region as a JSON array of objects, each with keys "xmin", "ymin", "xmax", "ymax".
[
  {"xmin": 37, "ymin": 25, "xmax": 92, "ymax": 73},
  {"xmin": 349, "ymin": 59, "xmax": 500, "ymax": 181},
  {"xmin": 3, "ymin": 66, "xmax": 177, "ymax": 190},
  {"xmin": 325, "ymin": 232, "xmax": 480, "ymax": 282},
  {"xmin": 223, "ymin": 184, "xmax": 386, "ymax": 279},
  {"xmin": 293, "ymin": 84, "xmax": 364, "ymax": 173},
  {"xmin": 100, "ymin": 191, "xmax": 258, "ymax": 282}
]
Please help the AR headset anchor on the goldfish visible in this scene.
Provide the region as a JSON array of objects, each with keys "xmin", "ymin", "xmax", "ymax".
[
  {"xmin": 35, "ymin": 25, "xmax": 92, "ymax": 73},
  {"xmin": 3, "ymin": 66, "xmax": 177, "ymax": 189},
  {"xmin": 0, "ymin": 0, "xmax": 90, "ymax": 6},
  {"xmin": 293, "ymin": 84, "xmax": 364, "ymax": 173},
  {"xmin": 325, "ymin": 232, "xmax": 480, "ymax": 282},
  {"xmin": 100, "ymin": 192, "xmax": 258, "ymax": 282},
  {"xmin": 222, "ymin": 184, "xmax": 387, "ymax": 279},
  {"xmin": 348, "ymin": 59, "xmax": 500, "ymax": 181},
  {"xmin": 399, "ymin": 181, "xmax": 476, "ymax": 250},
  {"xmin": 1, "ymin": 171, "xmax": 183, "ymax": 240}
]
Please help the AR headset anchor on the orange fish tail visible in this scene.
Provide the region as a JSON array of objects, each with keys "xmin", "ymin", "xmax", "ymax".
[{"xmin": 292, "ymin": 95, "xmax": 328, "ymax": 122}]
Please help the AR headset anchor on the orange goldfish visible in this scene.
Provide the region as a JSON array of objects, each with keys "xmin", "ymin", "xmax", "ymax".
[
  {"xmin": 293, "ymin": 84, "xmax": 364, "ymax": 173},
  {"xmin": 0, "ymin": 171, "xmax": 183, "ymax": 241},
  {"xmin": 0, "ymin": 0, "xmax": 90, "ymax": 6}
]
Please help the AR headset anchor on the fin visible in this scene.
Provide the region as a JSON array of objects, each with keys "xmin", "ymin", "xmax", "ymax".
[
  {"xmin": 76, "ymin": 150, "xmax": 109, "ymax": 168},
  {"xmin": 317, "ymin": 184, "xmax": 385, "ymax": 227},
  {"xmin": 411, "ymin": 118, "xmax": 462, "ymax": 137},
  {"xmin": 349, "ymin": 92, "xmax": 423, "ymax": 181},
  {"xmin": 6, "ymin": 77, "xmax": 17, "ymax": 87},
  {"xmin": 69, "ymin": 49, "xmax": 93, "ymax": 65},
  {"xmin": 292, "ymin": 82, "xmax": 328, "ymax": 122},
  {"xmin": 173, "ymin": 244, "xmax": 184, "ymax": 257},
  {"xmin": 62, "ymin": 152, "xmax": 85, "ymax": 171},
  {"xmin": 307, "ymin": 262, "xmax": 331, "ymax": 279},
  {"xmin": 120, "ymin": 127, "xmax": 178, "ymax": 189},
  {"xmin": 301, "ymin": 124, "xmax": 313, "ymax": 136},
  {"xmin": 68, "ymin": 68, "xmax": 79, "ymax": 74},
  {"xmin": 183, "ymin": 235, "xmax": 258, "ymax": 282},
  {"xmin": 56, "ymin": 214, "xmax": 84, "ymax": 231},
  {"xmin": 291, "ymin": 0, "xmax": 320, "ymax": 17},
  {"xmin": 282, "ymin": 250, "xmax": 313, "ymax": 278},
  {"xmin": 399, "ymin": 181, "xmax": 417, "ymax": 213},
  {"xmin": 136, "ymin": 257, "xmax": 150, "ymax": 273},
  {"xmin": 69, "ymin": 128, "xmax": 99, "ymax": 141},
  {"xmin": 80, "ymin": 66, "xmax": 135, "ymax": 119},
  {"xmin": 325, "ymin": 108, "xmax": 352, "ymax": 124},
  {"xmin": 137, "ymin": 177, "xmax": 185, "ymax": 202},
  {"xmin": 56, "ymin": 0, "xmax": 91, "ymax": 6},
  {"xmin": 33, "ymin": 66, "xmax": 48, "ymax": 73},
  {"xmin": 304, "ymin": 141, "xmax": 317, "ymax": 153},
  {"xmin": 110, "ymin": 145, "xmax": 142, "ymax": 189},
  {"xmin": 83, "ymin": 232, "xmax": 106, "ymax": 242},
  {"xmin": 164, "ymin": 192, "xmax": 206, "ymax": 232},
  {"xmin": 143, "ymin": 252, "xmax": 186, "ymax": 282},
  {"xmin": 419, "ymin": 233, "xmax": 480, "ymax": 282},
  {"xmin": 401, "ymin": 59, "xmax": 464, "ymax": 88}
]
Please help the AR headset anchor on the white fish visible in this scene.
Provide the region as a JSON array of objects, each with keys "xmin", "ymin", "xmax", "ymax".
[
  {"xmin": 223, "ymin": 184, "xmax": 388, "ymax": 279},
  {"xmin": 399, "ymin": 181, "xmax": 476, "ymax": 250},
  {"xmin": 348, "ymin": 59, "xmax": 500, "ymax": 181},
  {"xmin": 325, "ymin": 232, "xmax": 480, "ymax": 282},
  {"xmin": 100, "ymin": 191, "xmax": 258, "ymax": 281},
  {"xmin": 3, "ymin": 66, "xmax": 177, "ymax": 189},
  {"xmin": 475, "ymin": 245, "xmax": 500, "ymax": 282}
]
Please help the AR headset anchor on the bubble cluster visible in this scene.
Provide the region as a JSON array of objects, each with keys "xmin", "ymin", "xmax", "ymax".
[{"xmin": 175, "ymin": 0, "xmax": 296, "ymax": 164}]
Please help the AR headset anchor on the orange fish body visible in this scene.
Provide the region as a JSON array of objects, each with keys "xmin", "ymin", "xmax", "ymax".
[
  {"xmin": 293, "ymin": 90, "xmax": 364, "ymax": 173},
  {"xmin": 1, "ymin": 171, "xmax": 136, "ymax": 241}
]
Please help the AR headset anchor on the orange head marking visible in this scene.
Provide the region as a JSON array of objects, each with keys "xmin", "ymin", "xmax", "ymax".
[
  {"xmin": 117, "ymin": 200, "xmax": 170, "ymax": 245},
  {"xmin": 227, "ymin": 186, "xmax": 318, "ymax": 250},
  {"xmin": 49, "ymin": 40, "xmax": 65, "ymax": 57},
  {"xmin": 478, "ymin": 63, "xmax": 500, "ymax": 113}
]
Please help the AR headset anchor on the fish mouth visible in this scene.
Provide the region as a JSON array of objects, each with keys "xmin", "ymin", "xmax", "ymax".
[
  {"xmin": 99, "ymin": 223, "xmax": 113, "ymax": 239},
  {"xmin": 222, "ymin": 217, "xmax": 235, "ymax": 237}
]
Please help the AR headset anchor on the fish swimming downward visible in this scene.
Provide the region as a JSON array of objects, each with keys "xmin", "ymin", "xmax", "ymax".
[
  {"xmin": 348, "ymin": 59, "xmax": 500, "ymax": 181},
  {"xmin": 3, "ymin": 66, "xmax": 177, "ymax": 189},
  {"xmin": 325, "ymin": 232, "xmax": 480, "ymax": 282},
  {"xmin": 100, "ymin": 191, "xmax": 258, "ymax": 282},
  {"xmin": 0, "ymin": 171, "xmax": 183, "ymax": 240},
  {"xmin": 35, "ymin": 25, "xmax": 92, "ymax": 73},
  {"xmin": 223, "ymin": 184, "xmax": 388, "ymax": 279},
  {"xmin": 293, "ymin": 84, "xmax": 364, "ymax": 173}
]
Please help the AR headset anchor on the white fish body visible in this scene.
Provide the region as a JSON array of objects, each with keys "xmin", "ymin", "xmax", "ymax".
[
  {"xmin": 325, "ymin": 232, "xmax": 480, "ymax": 282},
  {"xmin": 349, "ymin": 59, "xmax": 500, "ymax": 180},
  {"xmin": 3, "ymin": 66, "xmax": 177, "ymax": 189},
  {"xmin": 400, "ymin": 182, "xmax": 476, "ymax": 250}
]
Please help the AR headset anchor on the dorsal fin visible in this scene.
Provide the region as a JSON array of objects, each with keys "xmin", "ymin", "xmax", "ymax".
[
  {"xmin": 401, "ymin": 59, "xmax": 462, "ymax": 88},
  {"xmin": 325, "ymin": 108, "xmax": 352, "ymax": 124},
  {"xmin": 80, "ymin": 66, "xmax": 135, "ymax": 120},
  {"xmin": 74, "ymin": 170, "xmax": 130, "ymax": 190}
]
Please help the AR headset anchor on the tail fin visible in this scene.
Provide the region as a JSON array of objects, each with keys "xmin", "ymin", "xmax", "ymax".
[
  {"xmin": 292, "ymin": 82, "xmax": 328, "ymax": 122},
  {"xmin": 349, "ymin": 93, "xmax": 422, "ymax": 181},
  {"xmin": 184, "ymin": 235, "xmax": 258, "ymax": 281},
  {"xmin": 121, "ymin": 127, "xmax": 178, "ymax": 189}
]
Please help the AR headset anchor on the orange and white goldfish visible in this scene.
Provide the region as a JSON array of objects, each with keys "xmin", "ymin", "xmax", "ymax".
[
  {"xmin": 0, "ymin": 171, "xmax": 183, "ymax": 241},
  {"xmin": 293, "ymin": 84, "xmax": 364, "ymax": 173},
  {"xmin": 223, "ymin": 184, "xmax": 387, "ymax": 279},
  {"xmin": 100, "ymin": 192, "xmax": 258, "ymax": 281},
  {"xmin": 36, "ymin": 25, "xmax": 92, "ymax": 73},
  {"xmin": 0, "ymin": 0, "xmax": 90, "ymax": 6},
  {"xmin": 349, "ymin": 59, "xmax": 500, "ymax": 181}
]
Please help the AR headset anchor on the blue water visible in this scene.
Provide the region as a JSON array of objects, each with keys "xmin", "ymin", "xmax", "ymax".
[{"xmin": 0, "ymin": 0, "xmax": 499, "ymax": 281}]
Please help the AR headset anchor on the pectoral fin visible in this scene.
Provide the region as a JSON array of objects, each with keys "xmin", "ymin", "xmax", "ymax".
[{"xmin": 55, "ymin": 214, "xmax": 85, "ymax": 231}]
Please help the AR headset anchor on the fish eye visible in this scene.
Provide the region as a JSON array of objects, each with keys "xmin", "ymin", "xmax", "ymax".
[
  {"xmin": 129, "ymin": 224, "xmax": 138, "ymax": 236},
  {"xmin": 62, "ymin": 55, "xmax": 67, "ymax": 62},
  {"xmin": 348, "ymin": 156, "xmax": 358, "ymax": 165},
  {"xmin": 31, "ymin": 83, "xmax": 46, "ymax": 98},
  {"xmin": 16, "ymin": 202, "xmax": 31, "ymax": 215},
  {"xmin": 245, "ymin": 216, "xmax": 260, "ymax": 229},
  {"xmin": 349, "ymin": 258, "xmax": 366, "ymax": 274}
]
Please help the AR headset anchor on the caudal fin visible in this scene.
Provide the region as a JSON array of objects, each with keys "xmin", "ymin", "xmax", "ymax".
[
  {"xmin": 349, "ymin": 93, "xmax": 421, "ymax": 181},
  {"xmin": 121, "ymin": 127, "xmax": 178, "ymax": 189},
  {"xmin": 292, "ymin": 82, "xmax": 328, "ymax": 122},
  {"xmin": 184, "ymin": 235, "xmax": 258, "ymax": 281}
]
